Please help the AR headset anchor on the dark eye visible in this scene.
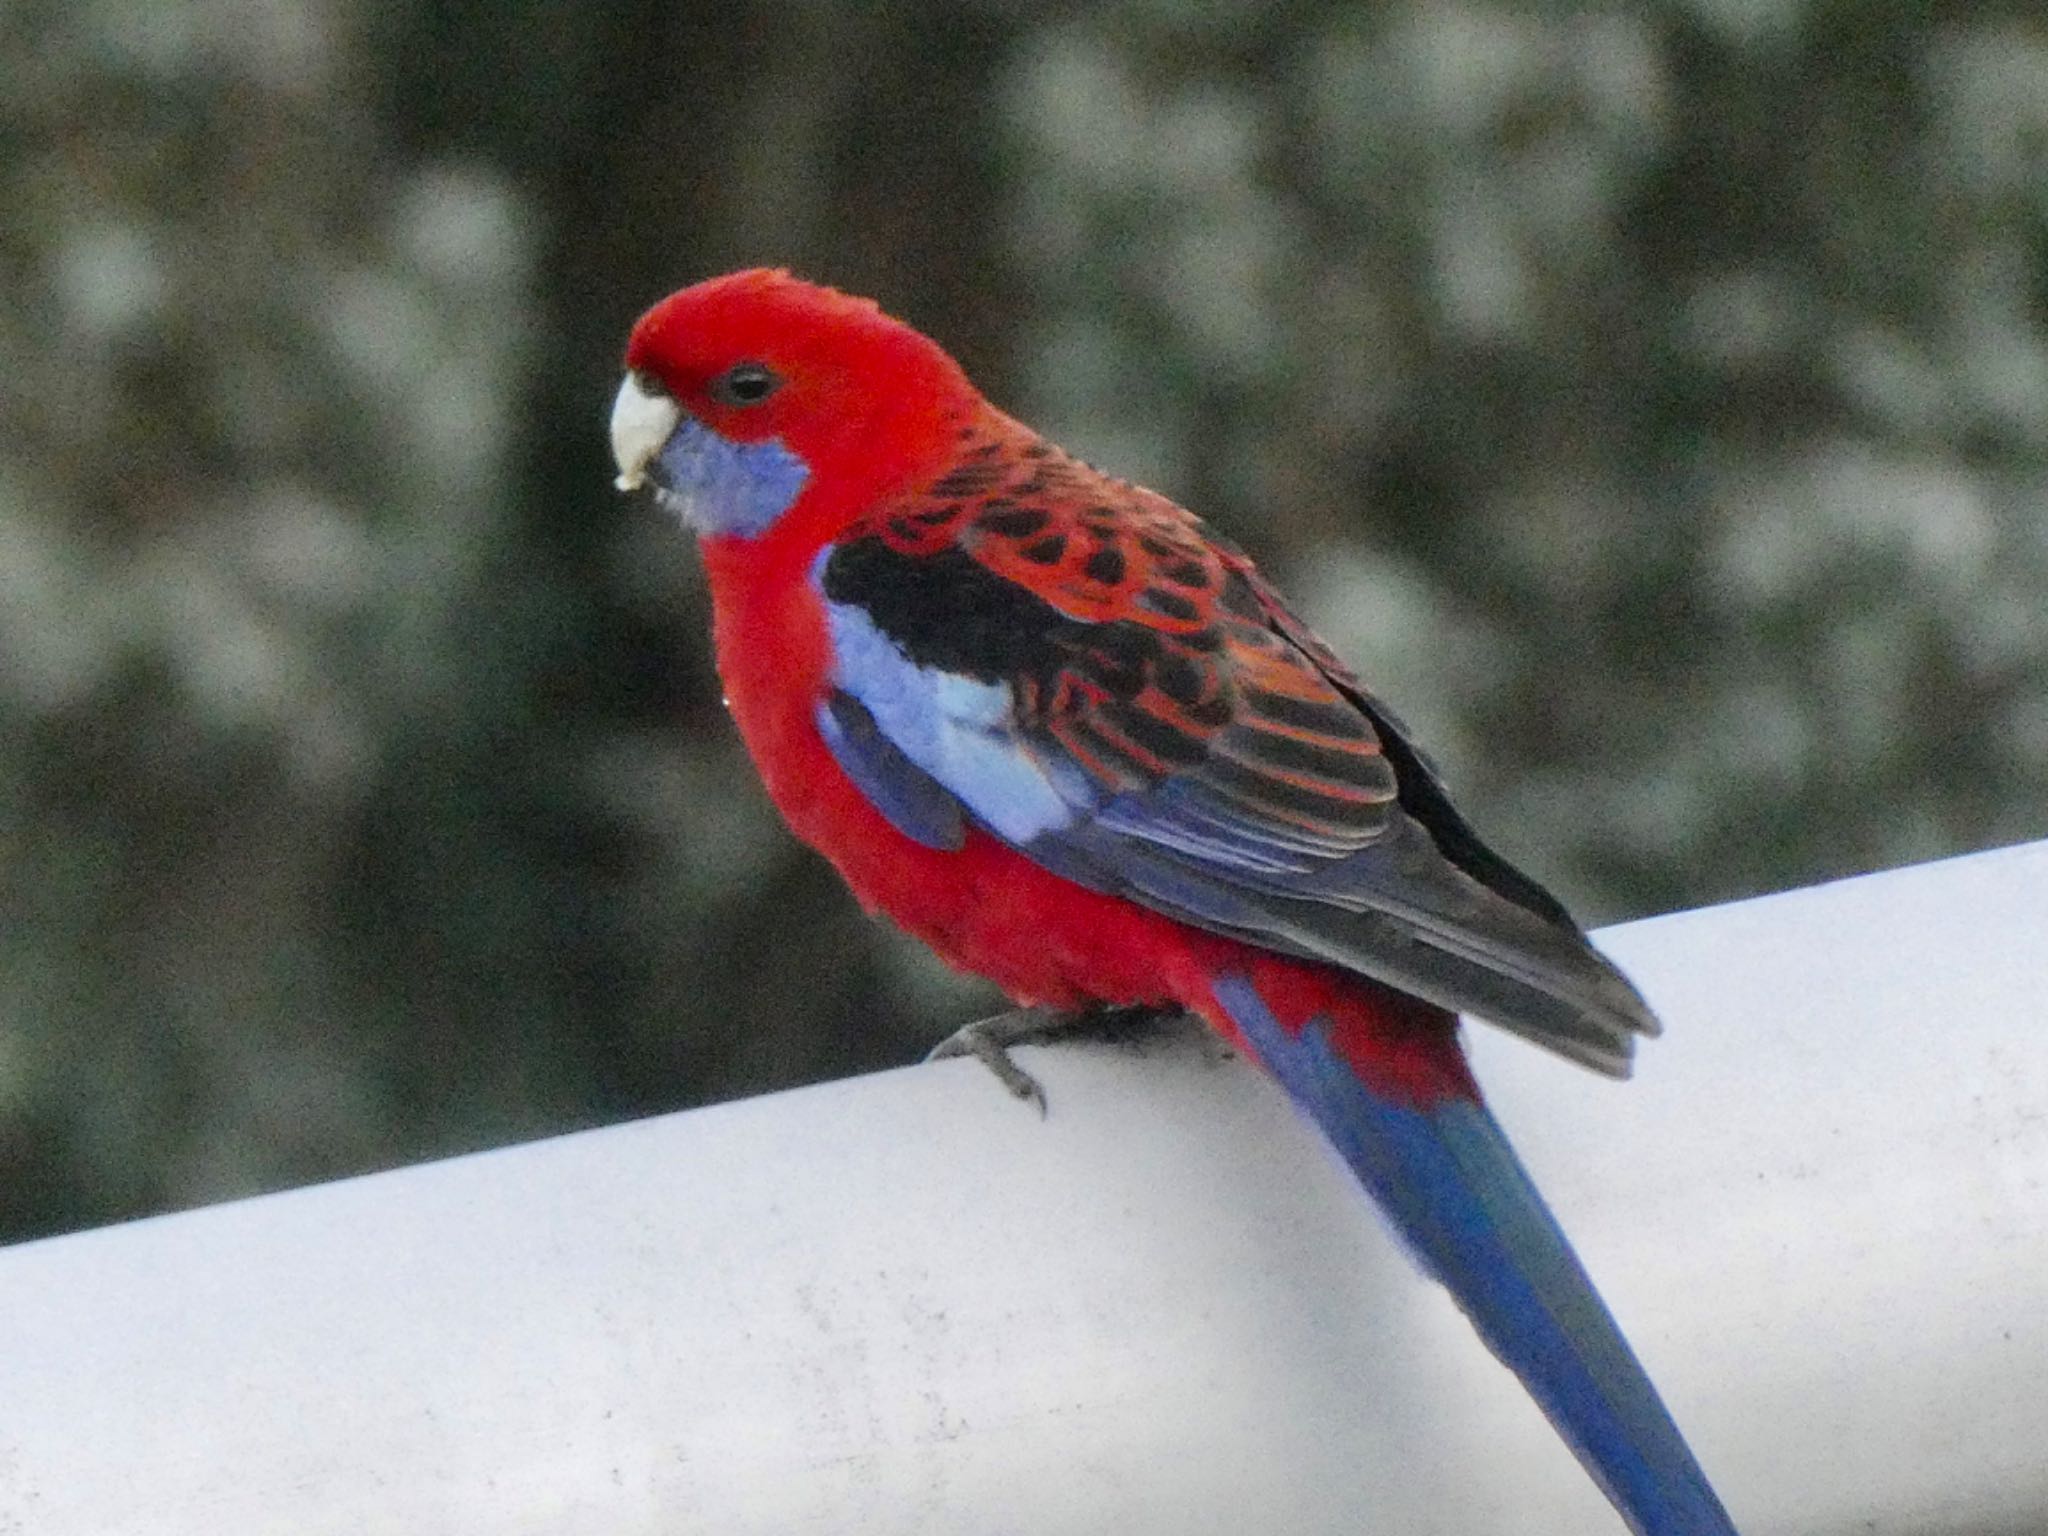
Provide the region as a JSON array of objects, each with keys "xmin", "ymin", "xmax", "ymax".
[{"xmin": 709, "ymin": 361, "xmax": 782, "ymax": 408}]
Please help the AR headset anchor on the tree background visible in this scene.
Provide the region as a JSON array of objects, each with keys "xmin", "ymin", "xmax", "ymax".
[{"xmin": 4, "ymin": 1, "xmax": 2045, "ymax": 1245}]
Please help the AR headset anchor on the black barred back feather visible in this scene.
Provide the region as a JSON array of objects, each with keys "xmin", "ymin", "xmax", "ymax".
[
  {"xmin": 830, "ymin": 416, "xmax": 1426, "ymax": 873},
  {"xmin": 821, "ymin": 410, "xmax": 1659, "ymax": 1073}
]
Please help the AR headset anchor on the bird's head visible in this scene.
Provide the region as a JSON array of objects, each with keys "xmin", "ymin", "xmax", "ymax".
[{"xmin": 611, "ymin": 269, "xmax": 978, "ymax": 548}]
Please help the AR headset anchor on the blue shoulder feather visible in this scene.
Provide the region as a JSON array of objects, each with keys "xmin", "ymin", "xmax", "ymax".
[{"xmin": 815, "ymin": 691, "xmax": 964, "ymax": 851}]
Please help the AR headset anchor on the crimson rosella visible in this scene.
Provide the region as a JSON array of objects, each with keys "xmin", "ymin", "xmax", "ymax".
[{"xmin": 609, "ymin": 269, "xmax": 1737, "ymax": 1535}]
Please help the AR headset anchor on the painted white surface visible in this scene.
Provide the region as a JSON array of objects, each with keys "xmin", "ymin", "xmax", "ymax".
[{"xmin": 2, "ymin": 841, "xmax": 2045, "ymax": 1535}]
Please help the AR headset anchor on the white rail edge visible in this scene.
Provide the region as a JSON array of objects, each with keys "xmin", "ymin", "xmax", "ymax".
[{"xmin": 4, "ymin": 840, "xmax": 2046, "ymax": 1535}]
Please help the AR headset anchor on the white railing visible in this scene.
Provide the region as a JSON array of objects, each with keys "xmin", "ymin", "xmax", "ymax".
[{"xmin": 4, "ymin": 841, "xmax": 2046, "ymax": 1535}]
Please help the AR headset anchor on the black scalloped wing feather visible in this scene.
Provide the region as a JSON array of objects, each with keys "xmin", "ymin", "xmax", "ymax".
[{"xmin": 825, "ymin": 419, "xmax": 1659, "ymax": 1074}]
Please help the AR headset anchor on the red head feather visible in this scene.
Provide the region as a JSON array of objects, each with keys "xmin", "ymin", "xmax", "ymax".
[{"xmin": 623, "ymin": 270, "xmax": 980, "ymax": 552}]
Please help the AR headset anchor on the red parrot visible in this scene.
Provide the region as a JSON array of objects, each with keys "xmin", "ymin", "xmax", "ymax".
[{"xmin": 610, "ymin": 269, "xmax": 1737, "ymax": 1535}]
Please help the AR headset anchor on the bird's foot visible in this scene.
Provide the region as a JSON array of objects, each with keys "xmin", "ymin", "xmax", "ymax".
[{"xmin": 926, "ymin": 1004, "xmax": 1177, "ymax": 1117}]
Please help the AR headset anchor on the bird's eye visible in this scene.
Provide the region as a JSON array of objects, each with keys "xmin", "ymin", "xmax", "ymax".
[{"xmin": 709, "ymin": 362, "xmax": 783, "ymax": 408}]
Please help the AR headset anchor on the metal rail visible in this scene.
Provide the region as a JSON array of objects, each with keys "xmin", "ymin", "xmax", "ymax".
[{"xmin": 4, "ymin": 842, "xmax": 2045, "ymax": 1534}]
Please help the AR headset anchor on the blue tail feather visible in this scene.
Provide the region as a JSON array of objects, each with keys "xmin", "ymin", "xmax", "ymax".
[{"xmin": 1213, "ymin": 974, "xmax": 1736, "ymax": 1536}]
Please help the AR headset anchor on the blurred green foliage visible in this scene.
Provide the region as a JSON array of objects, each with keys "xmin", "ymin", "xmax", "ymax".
[{"xmin": 3, "ymin": 0, "xmax": 2045, "ymax": 1242}]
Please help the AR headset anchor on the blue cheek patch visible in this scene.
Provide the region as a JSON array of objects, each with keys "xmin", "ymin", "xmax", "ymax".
[{"xmin": 652, "ymin": 415, "xmax": 810, "ymax": 538}]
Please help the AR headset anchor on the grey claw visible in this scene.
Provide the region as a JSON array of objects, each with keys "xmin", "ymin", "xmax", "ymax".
[
  {"xmin": 928, "ymin": 1015, "xmax": 1053, "ymax": 1117},
  {"xmin": 926, "ymin": 1004, "xmax": 1182, "ymax": 1117}
]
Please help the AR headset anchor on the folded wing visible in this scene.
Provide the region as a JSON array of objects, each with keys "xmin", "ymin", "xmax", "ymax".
[{"xmin": 812, "ymin": 444, "xmax": 1659, "ymax": 1074}]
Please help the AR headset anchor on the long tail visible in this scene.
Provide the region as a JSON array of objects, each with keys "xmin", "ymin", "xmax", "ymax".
[{"xmin": 1208, "ymin": 967, "xmax": 1737, "ymax": 1536}]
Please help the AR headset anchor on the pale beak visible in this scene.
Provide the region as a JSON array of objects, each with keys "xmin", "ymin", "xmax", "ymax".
[{"xmin": 609, "ymin": 371, "xmax": 683, "ymax": 492}]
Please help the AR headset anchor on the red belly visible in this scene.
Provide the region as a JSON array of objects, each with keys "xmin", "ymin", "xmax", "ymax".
[{"xmin": 698, "ymin": 538, "xmax": 1470, "ymax": 1104}]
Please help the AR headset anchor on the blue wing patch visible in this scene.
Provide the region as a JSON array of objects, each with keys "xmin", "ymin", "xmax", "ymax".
[
  {"xmin": 815, "ymin": 562, "xmax": 1094, "ymax": 846},
  {"xmin": 815, "ymin": 691, "xmax": 964, "ymax": 851}
]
